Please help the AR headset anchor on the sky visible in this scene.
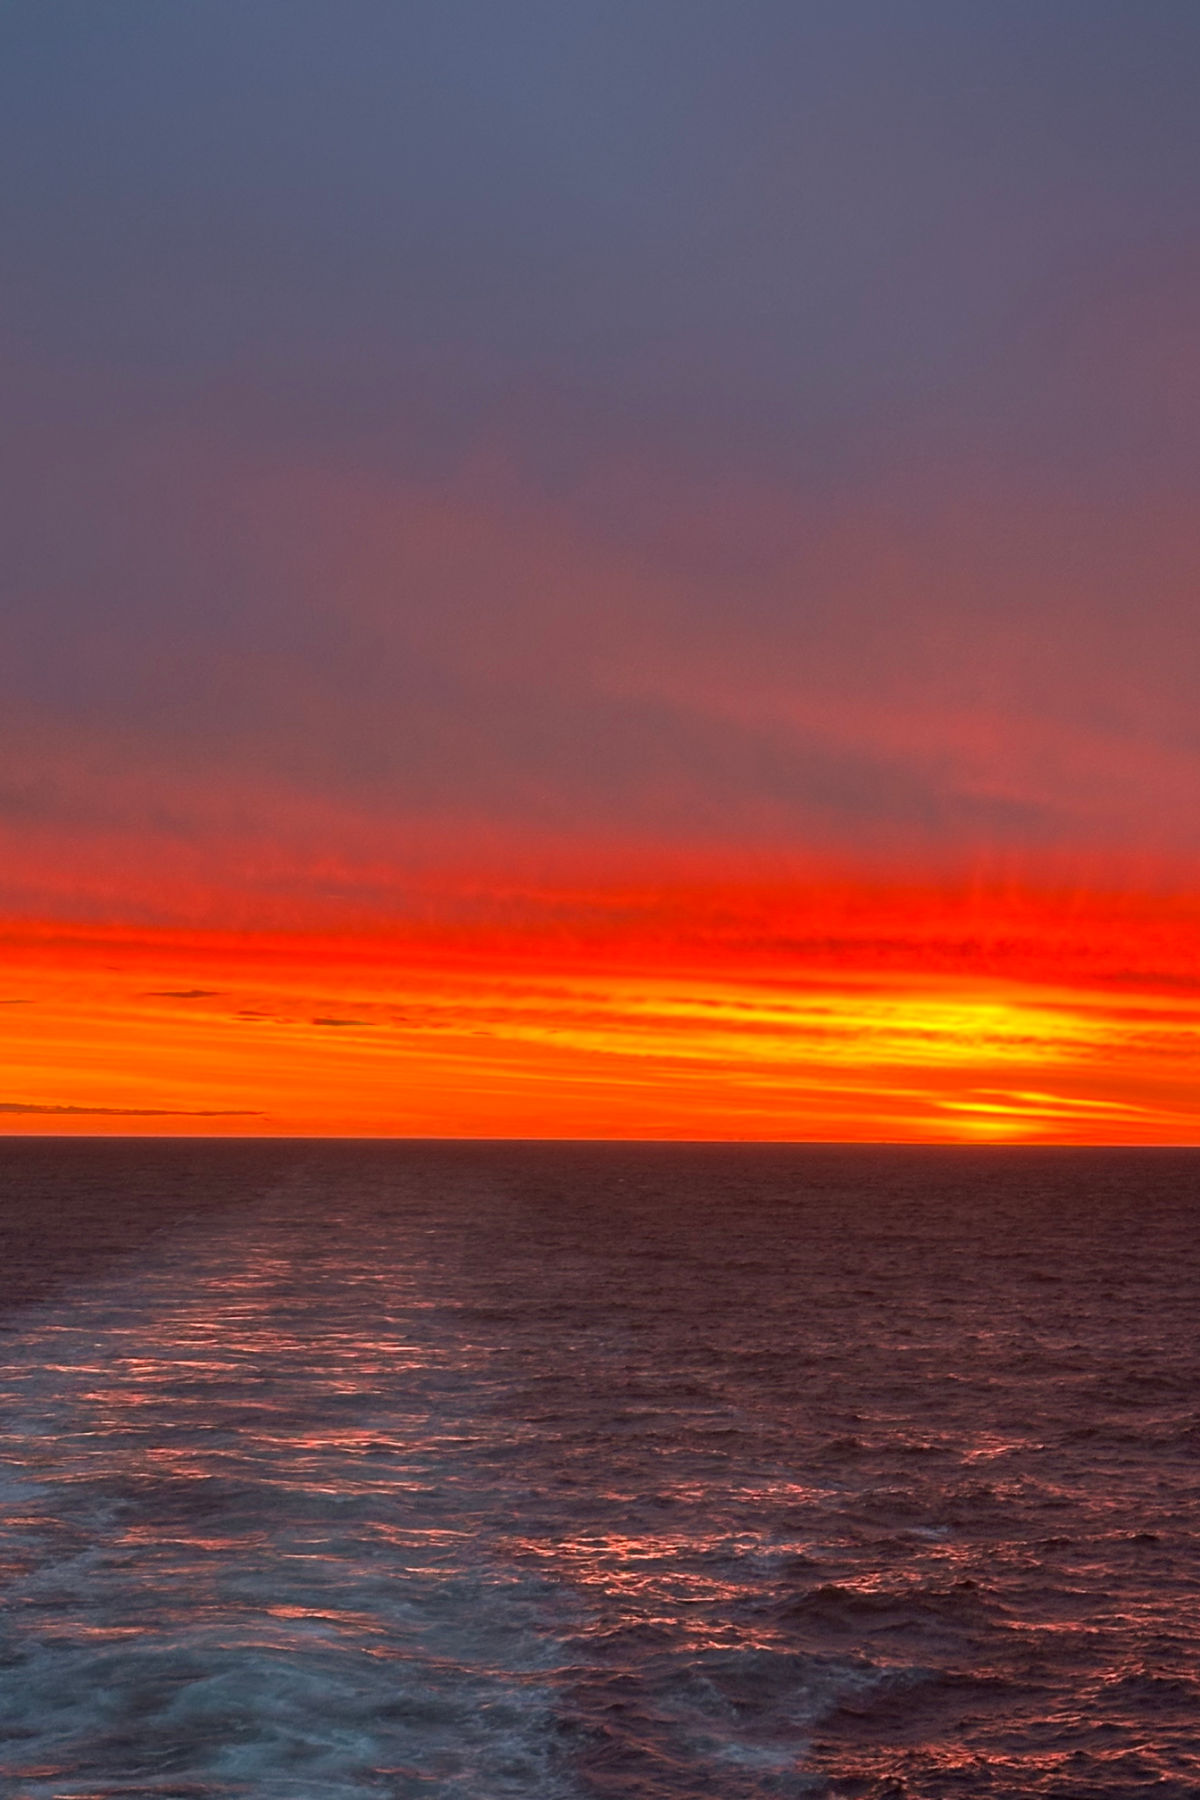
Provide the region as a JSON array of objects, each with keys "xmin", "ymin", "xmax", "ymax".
[{"xmin": 3, "ymin": 1, "xmax": 1200, "ymax": 1139}]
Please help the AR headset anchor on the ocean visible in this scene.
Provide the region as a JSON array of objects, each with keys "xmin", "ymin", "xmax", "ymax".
[{"xmin": 0, "ymin": 1140, "xmax": 1196, "ymax": 1798}]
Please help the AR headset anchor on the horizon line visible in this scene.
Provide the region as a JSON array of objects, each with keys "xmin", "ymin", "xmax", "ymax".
[{"xmin": 2, "ymin": 1133, "xmax": 1198, "ymax": 1150}]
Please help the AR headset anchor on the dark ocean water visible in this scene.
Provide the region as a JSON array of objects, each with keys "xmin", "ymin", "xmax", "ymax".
[{"xmin": 0, "ymin": 1141, "xmax": 1197, "ymax": 1799}]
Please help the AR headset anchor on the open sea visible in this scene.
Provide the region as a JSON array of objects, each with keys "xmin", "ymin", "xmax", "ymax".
[{"xmin": 0, "ymin": 1140, "xmax": 1196, "ymax": 1799}]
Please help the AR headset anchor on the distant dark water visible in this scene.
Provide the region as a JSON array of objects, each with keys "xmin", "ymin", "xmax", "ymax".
[{"xmin": 0, "ymin": 1141, "xmax": 1197, "ymax": 1798}]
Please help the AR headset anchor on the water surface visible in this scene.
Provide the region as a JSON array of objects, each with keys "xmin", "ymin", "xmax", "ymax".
[{"xmin": 0, "ymin": 1142, "xmax": 1197, "ymax": 1796}]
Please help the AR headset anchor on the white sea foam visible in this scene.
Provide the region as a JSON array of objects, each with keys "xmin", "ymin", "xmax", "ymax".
[{"xmin": 0, "ymin": 1182, "xmax": 585, "ymax": 1798}]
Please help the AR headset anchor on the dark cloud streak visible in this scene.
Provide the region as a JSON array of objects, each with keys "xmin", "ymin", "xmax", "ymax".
[{"xmin": 0, "ymin": 1103, "xmax": 261, "ymax": 1116}]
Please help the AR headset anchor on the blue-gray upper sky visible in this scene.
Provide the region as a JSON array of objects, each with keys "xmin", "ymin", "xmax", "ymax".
[{"xmin": 3, "ymin": 1, "xmax": 1200, "ymax": 916}]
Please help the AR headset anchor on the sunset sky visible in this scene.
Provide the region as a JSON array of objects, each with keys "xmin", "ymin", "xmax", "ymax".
[{"xmin": 4, "ymin": 2, "xmax": 1200, "ymax": 1139}]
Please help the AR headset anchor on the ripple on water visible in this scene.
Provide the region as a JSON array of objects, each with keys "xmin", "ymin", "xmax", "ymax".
[{"xmin": 0, "ymin": 1141, "xmax": 1197, "ymax": 1797}]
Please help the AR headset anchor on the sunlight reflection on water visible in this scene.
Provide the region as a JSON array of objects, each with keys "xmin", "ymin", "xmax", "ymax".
[{"xmin": 0, "ymin": 1142, "xmax": 1198, "ymax": 1797}]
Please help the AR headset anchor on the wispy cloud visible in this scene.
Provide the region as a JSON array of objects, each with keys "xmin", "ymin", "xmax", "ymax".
[
  {"xmin": 141, "ymin": 989, "xmax": 221, "ymax": 999},
  {"xmin": 0, "ymin": 1102, "xmax": 262, "ymax": 1117}
]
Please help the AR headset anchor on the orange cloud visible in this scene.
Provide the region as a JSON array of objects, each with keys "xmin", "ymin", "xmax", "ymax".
[{"xmin": 3, "ymin": 877, "xmax": 1198, "ymax": 1142}]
